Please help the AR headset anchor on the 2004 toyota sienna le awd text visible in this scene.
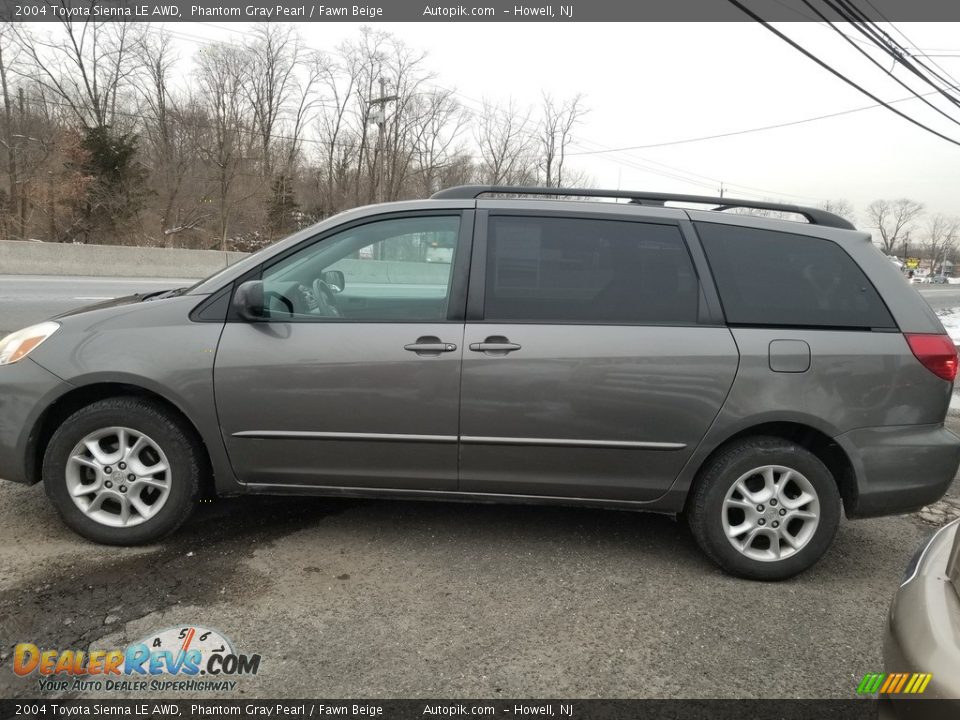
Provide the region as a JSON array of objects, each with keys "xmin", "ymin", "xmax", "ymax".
[{"xmin": 1, "ymin": 185, "xmax": 958, "ymax": 581}]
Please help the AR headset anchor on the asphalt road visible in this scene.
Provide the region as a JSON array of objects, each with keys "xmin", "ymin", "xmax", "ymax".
[
  {"xmin": 916, "ymin": 283, "xmax": 960, "ymax": 311},
  {"xmin": 0, "ymin": 275, "xmax": 192, "ymax": 336},
  {"xmin": 2, "ymin": 463, "xmax": 958, "ymax": 700},
  {"xmin": 1, "ymin": 275, "xmax": 959, "ymax": 700}
]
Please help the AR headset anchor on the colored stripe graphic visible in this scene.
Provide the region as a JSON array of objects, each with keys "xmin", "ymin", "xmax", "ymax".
[
  {"xmin": 879, "ymin": 674, "xmax": 898, "ymax": 693},
  {"xmin": 857, "ymin": 673, "xmax": 885, "ymax": 694},
  {"xmin": 893, "ymin": 674, "xmax": 909, "ymax": 693},
  {"xmin": 857, "ymin": 672, "xmax": 932, "ymax": 694},
  {"xmin": 904, "ymin": 674, "xmax": 919, "ymax": 693}
]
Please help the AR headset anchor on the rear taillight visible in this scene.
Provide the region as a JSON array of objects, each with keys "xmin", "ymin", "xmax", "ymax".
[{"xmin": 905, "ymin": 333, "xmax": 959, "ymax": 382}]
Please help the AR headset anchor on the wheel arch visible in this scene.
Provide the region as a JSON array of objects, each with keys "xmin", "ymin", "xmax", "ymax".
[
  {"xmin": 28, "ymin": 382, "xmax": 217, "ymax": 498},
  {"xmin": 682, "ymin": 421, "xmax": 858, "ymax": 516}
]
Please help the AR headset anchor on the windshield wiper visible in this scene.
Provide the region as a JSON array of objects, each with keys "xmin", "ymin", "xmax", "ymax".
[{"xmin": 143, "ymin": 287, "xmax": 188, "ymax": 301}]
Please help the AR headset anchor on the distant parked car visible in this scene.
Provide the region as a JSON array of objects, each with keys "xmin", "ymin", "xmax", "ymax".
[
  {"xmin": 425, "ymin": 245, "xmax": 454, "ymax": 263},
  {"xmin": 932, "ymin": 276, "xmax": 950, "ymax": 284}
]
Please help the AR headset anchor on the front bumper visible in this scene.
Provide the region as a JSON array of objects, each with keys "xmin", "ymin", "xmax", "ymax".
[
  {"xmin": 834, "ymin": 424, "xmax": 960, "ymax": 518},
  {"xmin": 0, "ymin": 358, "xmax": 70, "ymax": 485},
  {"xmin": 883, "ymin": 521, "xmax": 960, "ymax": 714}
]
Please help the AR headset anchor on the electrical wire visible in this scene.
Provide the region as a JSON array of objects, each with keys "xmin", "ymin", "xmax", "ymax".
[
  {"xmin": 859, "ymin": 0, "xmax": 960, "ymax": 90},
  {"xmin": 566, "ymin": 88, "xmax": 942, "ymax": 155},
  {"xmin": 726, "ymin": 0, "xmax": 960, "ymax": 148},
  {"xmin": 833, "ymin": 0, "xmax": 960, "ymax": 106},
  {"xmin": 801, "ymin": 0, "xmax": 960, "ymax": 127}
]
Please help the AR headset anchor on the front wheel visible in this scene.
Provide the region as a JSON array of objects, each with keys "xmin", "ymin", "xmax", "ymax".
[
  {"xmin": 43, "ymin": 397, "xmax": 201, "ymax": 545},
  {"xmin": 687, "ymin": 437, "xmax": 841, "ymax": 580}
]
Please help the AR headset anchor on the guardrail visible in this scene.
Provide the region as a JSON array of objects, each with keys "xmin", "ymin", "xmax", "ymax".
[{"xmin": 0, "ymin": 240, "xmax": 249, "ymax": 279}]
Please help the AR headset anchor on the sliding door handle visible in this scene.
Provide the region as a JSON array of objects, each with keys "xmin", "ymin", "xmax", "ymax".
[
  {"xmin": 469, "ymin": 336, "xmax": 521, "ymax": 355},
  {"xmin": 404, "ymin": 336, "xmax": 457, "ymax": 356}
]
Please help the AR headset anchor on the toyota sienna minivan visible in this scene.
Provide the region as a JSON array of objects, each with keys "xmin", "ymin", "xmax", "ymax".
[{"xmin": 1, "ymin": 185, "xmax": 958, "ymax": 580}]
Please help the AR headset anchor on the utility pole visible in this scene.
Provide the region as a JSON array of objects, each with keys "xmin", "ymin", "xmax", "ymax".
[
  {"xmin": 17, "ymin": 87, "xmax": 26, "ymax": 239},
  {"xmin": 369, "ymin": 77, "xmax": 398, "ymax": 205}
]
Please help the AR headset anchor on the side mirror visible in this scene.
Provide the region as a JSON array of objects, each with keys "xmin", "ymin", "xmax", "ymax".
[
  {"xmin": 233, "ymin": 281, "xmax": 268, "ymax": 322},
  {"xmin": 321, "ymin": 270, "xmax": 345, "ymax": 294}
]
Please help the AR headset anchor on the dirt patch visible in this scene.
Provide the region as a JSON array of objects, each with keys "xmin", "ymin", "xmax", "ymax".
[{"xmin": 0, "ymin": 496, "xmax": 352, "ymax": 697}]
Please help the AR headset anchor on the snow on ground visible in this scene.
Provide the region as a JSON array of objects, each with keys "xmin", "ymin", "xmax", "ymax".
[
  {"xmin": 936, "ymin": 307, "xmax": 960, "ymax": 414},
  {"xmin": 938, "ymin": 306, "xmax": 960, "ymax": 346}
]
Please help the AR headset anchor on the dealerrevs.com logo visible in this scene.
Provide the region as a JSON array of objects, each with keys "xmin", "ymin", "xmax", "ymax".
[{"xmin": 14, "ymin": 626, "xmax": 261, "ymax": 693}]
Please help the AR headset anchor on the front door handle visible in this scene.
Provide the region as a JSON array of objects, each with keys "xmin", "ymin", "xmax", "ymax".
[
  {"xmin": 469, "ymin": 336, "xmax": 521, "ymax": 355},
  {"xmin": 404, "ymin": 336, "xmax": 457, "ymax": 356}
]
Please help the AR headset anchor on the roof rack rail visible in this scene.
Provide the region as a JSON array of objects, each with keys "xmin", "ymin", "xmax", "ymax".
[{"xmin": 429, "ymin": 185, "xmax": 856, "ymax": 230}]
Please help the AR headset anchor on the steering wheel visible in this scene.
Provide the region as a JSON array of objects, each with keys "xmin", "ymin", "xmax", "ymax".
[{"xmin": 310, "ymin": 278, "xmax": 341, "ymax": 317}]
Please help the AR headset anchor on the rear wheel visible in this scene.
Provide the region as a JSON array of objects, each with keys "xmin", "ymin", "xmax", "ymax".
[
  {"xmin": 687, "ymin": 436, "xmax": 841, "ymax": 580},
  {"xmin": 43, "ymin": 397, "xmax": 201, "ymax": 545}
]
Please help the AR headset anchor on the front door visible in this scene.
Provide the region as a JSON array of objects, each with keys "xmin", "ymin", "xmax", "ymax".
[
  {"xmin": 459, "ymin": 212, "xmax": 739, "ymax": 502},
  {"xmin": 214, "ymin": 212, "xmax": 470, "ymax": 490}
]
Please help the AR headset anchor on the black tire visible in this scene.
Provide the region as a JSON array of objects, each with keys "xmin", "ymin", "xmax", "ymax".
[
  {"xmin": 687, "ymin": 436, "xmax": 841, "ymax": 581},
  {"xmin": 43, "ymin": 397, "xmax": 201, "ymax": 545}
]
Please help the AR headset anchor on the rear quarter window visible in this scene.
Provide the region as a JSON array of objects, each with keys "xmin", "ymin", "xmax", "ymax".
[{"xmin": 695, "ymin": 222, "xmax": 896, "ymax": 330}]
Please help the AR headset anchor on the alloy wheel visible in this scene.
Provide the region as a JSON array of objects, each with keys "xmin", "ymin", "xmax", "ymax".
[
  {"xmin": 65, "ymin": 426, "xmax": 172, "ymax": 528},
  {"xmin": 721, "ymin": 464, "xmax": 820, "ymax": 562}
]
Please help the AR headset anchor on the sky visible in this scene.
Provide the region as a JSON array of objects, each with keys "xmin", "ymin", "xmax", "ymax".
[{"xmin": 51, "ymin": 20, "xmax": 960, "ymax": 226}]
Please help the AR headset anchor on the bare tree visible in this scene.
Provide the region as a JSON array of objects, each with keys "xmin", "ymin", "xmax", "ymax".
[
  {"xmin": 475, "ymin": 98, "xmax": 536, "ymax": 185},
  {"xmin": 924, "ymin": 214, "xmax": 959, "ymax": 273},
  {"xmin": 409, "ymin": 88, "xmax": 468, "ymax": 197},
  {"xmin": 538, "ymin": 92, "xmax": 586, "ymax": 187},
  {"xmin": 379, "ymin": 38, "xmax": 432, "ymax": 202},
  {"xmin": 195, "ymin": 42, "xmax": 250, "ymax": 250},
  {"xmin": 867, "ymin": 198, "xmax": 925, "ymax": 255},
  {"xmin": 281, "ymin": 49, "xmax": 324, "ymax": 177},
  {"xmin": 136, "ymin": 31, "xmax": 208, "ymax": 244},
  {"xmin": 243, "ymin": 24, "xmax": 301, "ymax": 178},
  {"xmin": 313, "ymin": 48, "xmax": 357, "ymax": 217},
  {"xmin": 0, "ymin": 22, "xmax": 23, "ymax": 239},
  {"xmin": 818, "ymin": 199, "xmax": 856, "ymax": 225},
  {"xmin": 0, "ymin": 25, "xmax": 598, "ymax": 247},
  {"xmin": 12, "ymin": 16, "xmax": 142, "ymax": 130},
  {"xmin": 343, "ymin": 27, "xmax": 391, "ymax": 205}
]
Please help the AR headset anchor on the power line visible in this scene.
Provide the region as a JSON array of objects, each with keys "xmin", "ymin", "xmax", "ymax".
[
  {"xmin": 766, "ymin": 0, "xmax": 879, "ymax": 50},
  {"xmin": 568, "ymin": 137, "xmax": 826, "ymax": 203},
  {"xmin": 726, "ymin": 0, "xmax": 960, "ymax": 148},
  {"xmin": 801, "ymin": 0, "xmax": 960, "ymax": 127},
  {"xmin": 566, "ymin": 88, "xmax": 941, "ymax": 155},
  {"xmin": 829, "ymin": 0, "xmax": 960, "ymax": 109},
  {"xmin": 423, "ymin": 83, "xmax": 806, "ymax": 200},
  {"xmin": 859, "ymin": 0, "xmax": 960, "ymax": 90},
  {"xmin": 569, "ymin": 143, "xmax": 719, "ymax": 193}
]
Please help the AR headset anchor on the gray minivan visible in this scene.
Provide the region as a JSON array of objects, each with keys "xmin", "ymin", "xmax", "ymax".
[{"xmin": 1, "ymin": 186, "xmax": 958, "ymax": 580}]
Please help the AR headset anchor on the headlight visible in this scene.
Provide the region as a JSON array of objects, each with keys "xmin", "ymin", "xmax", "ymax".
[{"xmin": 0, "ymin": 321, "xmax": 60, "ymax": 365}]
